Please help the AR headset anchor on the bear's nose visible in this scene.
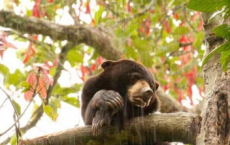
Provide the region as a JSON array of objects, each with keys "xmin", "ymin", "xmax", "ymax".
[{"xmin": 142, "ymin": 87, "xmax": 153, "ymax": 103}]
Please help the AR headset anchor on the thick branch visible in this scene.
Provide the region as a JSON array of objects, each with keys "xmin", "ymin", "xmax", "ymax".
[
  {"xmin": 157, "ymin": 88, "xmax": 189, "ymax": 113},
  {"xmin": 19, "ymin": 113, "xmax": 200, "ymax": 145},
  {"xmin": 0, "ymin": 10, "xmax": 122, "ymax": 60}
]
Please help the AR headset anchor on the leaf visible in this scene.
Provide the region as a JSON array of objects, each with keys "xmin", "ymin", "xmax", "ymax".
[
  {"xmin": 94, "ymin": 6, "xmax": 105, "ymax": 25},
  {"xmin": 213, "ymin": 24, "xmax": 230, "ymax": 40},
  {"xmin": 193, "ymin": 32, "xmax": 204, "ymax": 48},
  {"xmin": 26, "ymin": 72, "xmax": 37, "ymax": 89},
  {"xmin": 21, "ymin": 81, "xmax": 31, "ymax": 93},
  {"xmin": 187, "ymin": 0, "xmax": 230, "ymax": 12},
  {"xmin": 0, "ymin": 64, "xmax": 9, "ymax": 75},
  {"xmin": 8, "ymin": 69, "xmax": 24, "ymax": 87},
  {"xmin": 220, "ymin": 50, "xmax": 230, "ymax": 71},
  {"xmin": 67, "ymin": 49, "xmax": 83, "ymax": 67},
  {"xmin": 174, "ymin": 26, "xmax": 189, "ymax": 35},
  {"xmin": 37, "ymin": 77, "xmax": 47, "ymax": 99},
  {"xmin": 10, "ymin": 134, "xmax": 17, "ymax": 145},
  {"xmin": 12, "ymin": 100, "xmax": 21, "ymax": 115},
  {"xmin": 21, "ymin": 81, "xmax": 31, "ymax": 88},
  {"xmin": 24, "ymin": 72, "xmax": 37, "ymax": 101},
  {"xmin": 62, "ymin": 97, "xmax": 80, "ymax": 108},
  {"xmin": 33, "ymin": 63, "xmax": 49, "ymax": 72},
  {"xmin": 43, "ymin": 104, "xmax": 55, "ymax": 121},
  {"xmin": 24, "ymin": 90, "xmax": 34, "ymax": 101},
  {"xmin": 202, "ymin": 42, "xmax": 230, "ymax": 67}
]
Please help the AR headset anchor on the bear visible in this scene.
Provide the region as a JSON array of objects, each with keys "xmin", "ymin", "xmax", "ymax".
[{"xmin": 81, "ymin": 59, "xmax": 160, "ymax": 136}]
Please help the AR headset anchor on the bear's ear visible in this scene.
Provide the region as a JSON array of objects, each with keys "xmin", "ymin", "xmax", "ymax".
[
  {"xmin": 155, "ymin": 81, "xmax": 159, "ymax": 91},
  {"xmin": 101, "ymin": 60, "xmax": 114, "ymax": 69}
]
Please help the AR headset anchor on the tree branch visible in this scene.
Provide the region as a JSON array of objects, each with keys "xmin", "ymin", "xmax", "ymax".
[
  {"xmin": 114, "ymin": 0, "xmax": 156, "ymax": 26},
  {"xmin": 0, "ymin": 10, "xmax": 122, "ymax": 60},
  {"xmin": 18, "ymin": 113, "xmax": 201, "ymax": 145},
  {"xmin": 157, "ymin": 88, "xmax": 189, "ymax": 113}
]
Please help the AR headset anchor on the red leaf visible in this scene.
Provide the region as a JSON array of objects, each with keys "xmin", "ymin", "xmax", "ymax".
[
  {"xmin": 0, "ymin": 31, "xmax": 17, "ymax": 57},
  {"xmin": 126, "ymin": 1, "xmax": 132, "ymax": 12},
  {"xmin": 90, "ymin": 63, "xmax": 96, "ymax": 71},
  {"xmin": 37, "ymin": 77, "xmax": 47, "ymax": 99},
  {"xmin": 173, "ymin": 13, "xmax": 179, "ymax": 19},
  {"xmin": 163, "ymin": 21, "xmax": 171, "ymax": 33},
  {"xmin": 33, "ymin": 63, "xmax": 49, "ymax": 72},
  {"xmin": 32, "ymin": 0, "xmax": 42, "ymax": 18},
  {"xmin": 23, "ymin": 42, "xmax": 36, "ymax": 64},
  {"xmin": 26, "ymin": 72, "xmax": 37, "ymax": 88},
  {"xmin": 97, "ymin": 57, "xmax": 103, "ymax": 65},
  {"xmin": 24, "ymin": 90, "xmax": 34, "ymax": 101},
  {"xmin": 85, "ymin": 2, "xmax": 91, "ymax": 14},
  {"xmin": 33, "ymin": 63, "xmax": 53, "ymax": 87},
  {"xmin": 24, "ymin": 72, "xmax": 38, "ymax": 101}
]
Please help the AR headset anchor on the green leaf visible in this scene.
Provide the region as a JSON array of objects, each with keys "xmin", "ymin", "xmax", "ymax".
[
  {"xmin": 193, "ymin": 32, "xmax": 204, "ymax": 48},
  {"xmin": 94, "ymin": 6, "xmax": 105, "ymax": 25},
  {"xmin": 7, "ymin": 69, "xmax": 25, "ymax": 87},
  {"xmin": 21, "ymin": 81, "xmax": 31, "ymax": 92},
  {"xmin": 0, "ymin": 65, "xmax": 9, "ymax": 75},
  {"xmin": 10, "ymin": 134, "xmax": 17, "ymax": 145},
  {"xmin": 187, "ymin": 0, "xmax": 230, "ymax": 12},
  {"xmin": 43, "ymin": 104, "xmax": 55, "ymax": 121},
  {"xmin": 202, "ymin": 42, "xmax": 230, "ymax": 67},
  {"xmin": 125, "ymin": 46, "xmax": 139, "ymax": 60},
  {"xmin": 12, "ymin": 100, "xmax": 21, "ymax": 116},
  {"xmin": 220, "ymin": 50, "xmax": 230, "ymax": 71},
  {"xmin": 67, "ymin": 49, "xmax": 83, "ymax": 67},
  {"xmin": 62, "ymin": 97, "xmax": 80, "ymax": 108},
  {"xmin": 50, "ymin": 97, "xmax": 61, "ymax": 117},
  {"xmin": 213, "ymin": 24, "xmax": 230, "ymax": 40},
  {"xmin": 21, "ymin": 81, "xmax": 31, "ymax": 88},
  {"xmin": 53, "ymin": 84, "xmax": 80, "ymax": 95},
  {"xmin": 174, "ymin": 26, "xmax": 189, "ymax": 35}
]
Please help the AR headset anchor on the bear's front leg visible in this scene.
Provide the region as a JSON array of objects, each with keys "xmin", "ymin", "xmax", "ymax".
[{"xmin": 84, "ymin": 90, "xmax": 123, "ymax": 136}]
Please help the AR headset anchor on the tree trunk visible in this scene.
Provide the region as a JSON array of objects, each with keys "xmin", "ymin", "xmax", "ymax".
[
  {"xmin": 19, "ymin": 113, "xmax": 201, "ymax": 145},
  {"xmin": 196, "ymin": 12, "xmax": 230, "ymax": 145}
]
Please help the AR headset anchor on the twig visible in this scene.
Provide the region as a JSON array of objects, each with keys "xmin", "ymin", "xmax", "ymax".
[
  {"xmin": 0, "ymin": 70, "xmax": 40, "ymax": 137},
  {"xmin": 0, "ymin": 87, "xmax": 21, "ymax": 140},
  {"xmin": 0, "ymin": 97, "xmax": 8, "ymax": 109},
  {"xmin": 0, "ymin": 41, "xmax": 77, "ymax": 145},
  {"xmin": 102, "ymin": 1, "xmax": 120, "ymax": 17},
  {"xmin": 183, "ymin": 6, "xmax": 197, "ymax": 33},
  {"xmin": 0, "ymin": 87, "xmax": 19, "ymax": 117},
  {"xmin": 7, "ymin": 30, "xmax": 55, "ymax": 58},
  {"xmin": 155, "ymin": 4, "xmax": 186, "ymax": 43},
  {"xmin": 113, "ymin": 0, "xmax": 156, "ymax": 27},
  {"xmin": 0, "ymin": 98, "xmax": 33, "ymax": 136},
  {"xmin": 179, "ymin": 42, "xmax": 193, "ymax": 47},
  {"xmin": 67, "ymin": 0, "xmax": 79, "ymax": 24},
  {"xmin": 169, "ymin": 50, "xmax": 193, "ymax": 57}
]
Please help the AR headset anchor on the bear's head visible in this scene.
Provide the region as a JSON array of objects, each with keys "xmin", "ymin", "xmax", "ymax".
[{"xmin": 101, "ymin": 59, "xmax": 159, "ymax": 108}]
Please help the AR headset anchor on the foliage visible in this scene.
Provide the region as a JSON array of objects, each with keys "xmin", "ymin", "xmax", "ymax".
[{"xmin": 188, "ymin": 0, "xmax": 230, "ymax": 71}]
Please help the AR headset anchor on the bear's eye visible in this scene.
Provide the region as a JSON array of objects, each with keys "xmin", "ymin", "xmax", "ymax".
[{"xmin": 131, "ymin": 72, "xmax": 141, "ymax": 82}]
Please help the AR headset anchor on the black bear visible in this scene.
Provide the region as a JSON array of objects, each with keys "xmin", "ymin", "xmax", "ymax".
[{"xmin": 81, "ymin": 59, "xmax": 159, "ymax": 136}]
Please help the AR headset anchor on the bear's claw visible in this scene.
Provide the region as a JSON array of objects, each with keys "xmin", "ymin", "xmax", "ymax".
[
  {"xmin": 91, "ymin": 90, "xmax": 124, "ymax": 136},
  {"xmin": 92, "ymin": 110, "xmax": 112, "ymax": 136}
]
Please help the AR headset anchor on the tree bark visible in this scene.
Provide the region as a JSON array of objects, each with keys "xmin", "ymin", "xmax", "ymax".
[
  {"xmin": 196, "ymin": 12, "xmax": 230, "ymax": 144},
  {"xmin": 156, "ymin": 88, "xmax": 189, "ymax": 113},
  {"xmin": 19, "ymin": 113, "xmax": 201, "ymax": 145},
  {"xmin": 0, "ymin": 10, "xmax": 122, "ymax": 60}
]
